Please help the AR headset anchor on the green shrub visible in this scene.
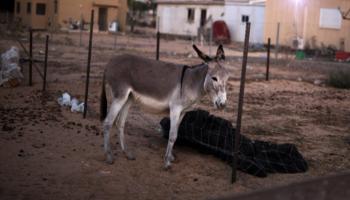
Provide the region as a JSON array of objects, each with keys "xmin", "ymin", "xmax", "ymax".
[{"xmin": 327, "ymin": 69, "xmax": 350, "ymax": 89}]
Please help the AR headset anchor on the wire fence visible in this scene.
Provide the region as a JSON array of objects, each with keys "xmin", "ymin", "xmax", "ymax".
[{"xmin": 160, "ymin": 109, "xmax": 309, "ymax": 178}]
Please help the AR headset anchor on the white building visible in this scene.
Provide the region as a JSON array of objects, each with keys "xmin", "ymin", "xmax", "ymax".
[
  {"xmin": 156, "ymin": 0, "xmax": 266, "ymax": 43},
  {"xmin": 156, "ymin": 0, "xmax": 225, "ymax": 37},
  {"xmin": 224, "ymin": 0, "xmax": 265, "ymax": 43}
]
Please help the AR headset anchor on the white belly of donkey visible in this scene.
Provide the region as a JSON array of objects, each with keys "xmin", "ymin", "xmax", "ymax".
[{"xmin": 132, "ymin": 91, "xmax": 170, "ymax": 114}]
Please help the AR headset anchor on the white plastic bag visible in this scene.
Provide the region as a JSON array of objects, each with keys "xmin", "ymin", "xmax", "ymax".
[
  {"xmin": 71, "ymin": 98, "xmax": 84, "ymax": 113},
  {"xmin": 0, "ymin": 46, "xmax": 23, "ymax": 86},
  {"xmin": 57, "ymin": 93, "xmax": 85, "ymax": 113},
  {"xmin": 57, "ymin": 92, "xmax": 72, "ymax": 106}
]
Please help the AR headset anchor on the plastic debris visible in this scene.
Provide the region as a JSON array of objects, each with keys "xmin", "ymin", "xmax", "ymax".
[
  {"xmin": 57, "ymin": 92, "xmax": 72, "ymax": 106},
  {"xmin": 57, "ymin": 92, "xmax": 85, "ymax": 113},
  {"xmin": 70, "ymin": 98, "xmax": 85, "ymax": 113},
  {"xmin": 0, "ymin": 46, "xmax": 24, "ymax": 87}
]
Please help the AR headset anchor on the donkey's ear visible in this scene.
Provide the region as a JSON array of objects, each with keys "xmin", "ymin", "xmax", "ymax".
[
  {"xmin": 193, "ymin": 44, "xmax": 212, "ymax": 62},
  {"xmin": 215, "ymin": 44, "xmax": 225, "ymax": 61}
]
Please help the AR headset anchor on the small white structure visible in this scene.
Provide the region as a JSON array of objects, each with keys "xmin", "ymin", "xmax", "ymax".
[
  {"xmin": 224, "ymin": 0, "xmax": 265, "ymax": 43},
  {"xmin": 156, "ymin": 0, "xmax": 225, "ymax": 37},
  {"xmin": 156, "ymin": 0, "xmax": 266, "ymax": 43}
]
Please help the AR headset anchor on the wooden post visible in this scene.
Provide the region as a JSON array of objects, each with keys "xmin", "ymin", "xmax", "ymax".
[
  {"xmin": 266, "ymin": 38, "xmax": 271, "ymax": 81},
  {"xmin": 83, "ymin": 10, "xmax": 94, "ymax": 118},
  {"xmin": 29, "ymin": 29, "xmax": 33, "ymax": 86},
  {"xmin": 43, "ymin": 35, "xmax": 49, "ymax": 91},
  {"xmin": 231, "ymin": 22, "xmax": 250, "ymax": 183}
]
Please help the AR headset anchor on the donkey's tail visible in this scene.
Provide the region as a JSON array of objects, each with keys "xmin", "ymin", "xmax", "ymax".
[{"xmin": 100, "ymin": 73, "xmax": 107, "ymax": 121}]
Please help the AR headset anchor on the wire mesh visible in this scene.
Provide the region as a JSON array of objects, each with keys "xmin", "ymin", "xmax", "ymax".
[{"xmin": 160, "ymin": 109, "xmax": 308, "ymax": 178}]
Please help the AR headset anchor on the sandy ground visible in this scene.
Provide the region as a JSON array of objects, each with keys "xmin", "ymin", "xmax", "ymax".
[{"xmin": 0, "ymin": 30, "xmax": 350, "ymax": 200}]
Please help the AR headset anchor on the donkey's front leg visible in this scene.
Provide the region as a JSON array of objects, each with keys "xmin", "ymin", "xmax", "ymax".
[{"xmin": 164, "ymin": 107, "xmax": 184, "ymax": 169}]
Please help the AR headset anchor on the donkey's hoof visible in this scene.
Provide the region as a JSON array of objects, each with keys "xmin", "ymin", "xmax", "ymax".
[
  {"xmin": 163, "ymin": 161, "xmax": 172, "ymax": 170},
  {"xmin": 169, "ymin": 153, "xmax": 176, "ymax": 162},
  {"xmin": 163, "ymin": 164, "xmax": 172, "ymax": 171},
  {"xmin": 125, "ymin": 151, "xmax": 136, "ymax": 160},
  {"xmin": 106, "ymin": 154, "xmax": 114, "ymax": 165}
]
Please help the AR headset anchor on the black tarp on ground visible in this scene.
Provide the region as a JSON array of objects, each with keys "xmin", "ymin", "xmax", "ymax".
[{"xmin": 160, "ymin": 110, "xmax": 308, "ymax": 177}]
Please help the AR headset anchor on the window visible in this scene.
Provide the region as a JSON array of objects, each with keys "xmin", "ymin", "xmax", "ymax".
[
  {"xmin": 36, "ymin": 3, "xmax": 46, "ymax": 15},
  {"xmin": 27, "ymin": 2, "xmax": 31, "ymax": 14},
  {"xmin": 241, "ymin": 15, "xmax": 249, "ymax": 23},
  {"xmin": 54, "ymin": 0, "xmax": 58, "ymax": 14},
  {"xmin": 187, "ymin": 8, "xmax": 195, "ymax": 23},
  {"xmin": 16, "ymin": 2, "xmax": 20, "ymax": 14},
  {"xmin": 319, "ymin": 8, "xmax": 342, "ymax": 29}
]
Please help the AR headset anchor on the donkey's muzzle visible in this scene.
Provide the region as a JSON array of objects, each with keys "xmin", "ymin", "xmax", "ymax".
[{"xmin": 215, "ymin": 101, "xmax": 226, "ymax": 109}]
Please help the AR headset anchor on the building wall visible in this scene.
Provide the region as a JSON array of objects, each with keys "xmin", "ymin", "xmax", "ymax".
[
  {"xmin": 157, "ymin": 4, "xmax": 224, "ymax": 36},
  {"xmin": 264, "ymin": 0, "xmax": 350, "ymax": 51},
  {"xmin": 224, "ymin": 4, "xmax": 265, "ymax": 43},
  {"xmin": 15, "ymin": 0, "xmax": 50, "ymax": 29},
  {"xmin": 57, "ymin": 0, "xmax": 119, "ymax": 31},
  {"xmin": 117, "ymin": 0, "xmax": 128, "ymax": 32},
  {"xmin": 14, "ymin": 0, "xmax": 127, "ymax": 32}
]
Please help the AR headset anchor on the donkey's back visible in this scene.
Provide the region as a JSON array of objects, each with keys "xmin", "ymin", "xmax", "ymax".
[{"xmin": 104, "ymin": 54, "xmax": 183, "ymax": 101}]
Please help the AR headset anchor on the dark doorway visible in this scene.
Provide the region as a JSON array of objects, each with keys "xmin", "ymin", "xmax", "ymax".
[
  {"xmin": 98, "ymin": 7, "xmax": 108, "ymax": 31},
  {"xmin": 0, "ymin": 0, "xmax": 15, "ymax": 23},
  {"xmin": 200, "ymin": 9, "xmax": 207, "ymax": 27}
]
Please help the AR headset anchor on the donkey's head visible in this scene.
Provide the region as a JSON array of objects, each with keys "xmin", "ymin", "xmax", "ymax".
[{"xmin": 193, "ymin": 44, "xmax": 230, "ymax": 109}]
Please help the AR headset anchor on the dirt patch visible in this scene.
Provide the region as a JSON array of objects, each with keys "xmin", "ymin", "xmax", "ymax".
[{"xmin": 0, "ymin": 31, "xmax": 350, "ymax": 200}]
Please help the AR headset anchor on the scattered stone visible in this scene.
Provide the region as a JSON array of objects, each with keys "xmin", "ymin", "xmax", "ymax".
[
  {"xmin": 32, "ymin": 143, "xmax": 46, "ymax": 149},
  {"xmin": 18, "ymin": 149, "xmax": 25, "ymax": 157},
  {"xmin": 2, "ymin": 124, "xmax": 15, "ymax": 132},
  {"xmin": 344, "ymin": 136, "xmax": 350, "ymax": 146},
  {"xmin": 314, "ymin": 79, "xmax": 322, "ymax": 85},
  {"xmin": 99, "ymin": 170, "xmax": 111, "ymax": 175}
]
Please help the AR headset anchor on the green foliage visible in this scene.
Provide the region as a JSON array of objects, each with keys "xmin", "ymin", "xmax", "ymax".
[
  {"xmin": 327, "ymin": 69, "xmax": 350, "ymax": 89},
  {"xmin": 128, "ymin": 0, "xmax": 154, "ymax": 12}
]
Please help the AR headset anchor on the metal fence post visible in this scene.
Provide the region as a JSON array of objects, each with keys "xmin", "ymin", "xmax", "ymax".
[
  {"xmin": 156, "ymin": 16, "xmax": 160, "ymax": 60},
  {"xmin": 232, "ymin": 22, "xmax": 251, "ymax": 183},
  {"xmin": 275, "ymin": 22, "xmax": 280, "ymax": 59},
  {"xmin": 43, "ymin": 35, "xmax": 49, "ymax": 91},
  {"xmin": 114, "ymin": 17, "xmax": 117, "ymax": 50},
  {"xmin": 266, "ymin": 37, "xmax": 271, "ymax": 81},
  {"xmin": 29, "ymin": 28, "xmax": 33, "ymax": 86},
  {"xmin": 83, "ymin": 9, "xmax": 94, "ymax": 118}
]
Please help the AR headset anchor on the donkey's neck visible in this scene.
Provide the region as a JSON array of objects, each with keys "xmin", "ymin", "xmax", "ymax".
[
  {"xmin": 183, "ymin": 64, "xmax": 208, "ymax": 99},
  {"xmin": 195, "ymin": 65, "xmax": 209, "ymax": 98}
]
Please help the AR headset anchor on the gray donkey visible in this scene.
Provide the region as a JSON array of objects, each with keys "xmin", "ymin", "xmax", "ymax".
[{"xmin": 100, "ymin": 45, "xmax": 230, "ymax": 168}]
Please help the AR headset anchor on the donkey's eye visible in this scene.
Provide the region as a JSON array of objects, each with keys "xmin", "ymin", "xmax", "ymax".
[{"xmin": 212, "ymin": 77, "xmax": 218, "ymax": 82}]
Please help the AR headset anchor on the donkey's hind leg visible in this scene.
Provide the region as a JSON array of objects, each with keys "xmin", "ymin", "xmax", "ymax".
[
  {"xmin": 103, "ymin": 99, "xmax": 127, "ymax": 164},
  {"xmin": 164, "ymin": 107, "xmax": 184, "ymax": 169},
  {"xmin": 115, "ymin": 98, "xmax": 135, "ymax": 160}
]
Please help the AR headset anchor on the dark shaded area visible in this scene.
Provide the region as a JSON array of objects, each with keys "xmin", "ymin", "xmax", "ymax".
[
  {"xmin": 160, "ymin": 110, "xmax": 308, "ymax": 177},
  {"xmin": 215, "ymin": 172, "xmax": 350, "ymax": 200},
  {"xmin": 0, "ymin": 0, "xmax": 15, "ymax": 12}
]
